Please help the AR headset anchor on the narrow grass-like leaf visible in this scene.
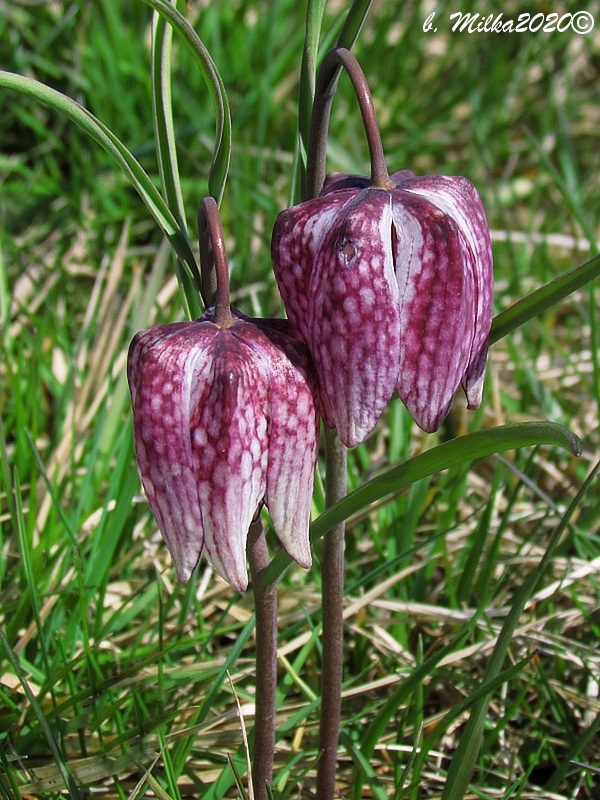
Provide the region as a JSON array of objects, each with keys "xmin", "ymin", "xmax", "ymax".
[
  {"xmin": 410, "ymin": 654, "xmax": 535, "ymax": 792},
  {"xmin": 141, "ymin": 0, "xmax": 231, "ymax": 204},
  {"xmin": 341, "ymin": 732, "xmax": 388, "ymax": 800},
  {"xmin": 10, "ymin": 466, "xmax": 57, "ymax": 698},
  {"xmin": 313, "ymin": 423, "xmax": 580, "ymax": 541},
  {"xmin": 24, "ymin": 429, "xmax": 78, "ymax": 550},
  {"xmin": 455, "ymin": 466, "xmax": 502, "ymax": 605},
  {"xmin": 152, "ymin": 8, "xmax": 186, "ymax": 229},
  {"xmin": 490, "ymin": 253, "xmax": 600, "ymax": 344},
  {"xmin": 227, "ymin": 753, "xmax": 249, "ymax": 800},
  {"xmin": 156, "ymin": 725, "xmax": 182, "ymax": 800},
  {"xmin": 146, "ymin": 770, "xmax": 178, "ymax": 800},
  {"xmin": 544, "ymin": 712, "xmax": 600, "ymax": 792},
  {"xmin": 351, "ymin": 615, "xmax": 479, "ymax": 800},
  {"xmin": 0, "ymin": 70, "xmax": 202, "ymax": 317},
  {"xmin": 83, "ymin": 421, "xmax": 137, "ymax": 591},
  {"xmin": 171, "ymin": 614, "xmax": 256, "ymax": 777},
  {"xmin": 0, "ymin": 626, "xmax": 82, "ymax": 800},
  {"xmin": 0, "ymin": 739, "xmax": 22, "ymax": 800},
  {"xmin": 440, "ymin": 460, "xmax": 600, "ymax": 800},
  {"xmin": 0, "ymin": 417, "xmax": 15, "ymax": 591},
  {"xmin": 298, "ymin": 0, "xmax": 327, "ymax": 161},
  {"xmin": 524, "ymin": 124, "xmax": 600, "ymax": 406},
  {"xmin": 260, "ymin": 422, "xmax": 581, "ymax": 587},
  {"xmin": 335, "ymin": 0, "xmax": 373, "ymax": 51},
  {"xmin": 0, "ymin": 74, "xmax": 191, "ymax": 241}
]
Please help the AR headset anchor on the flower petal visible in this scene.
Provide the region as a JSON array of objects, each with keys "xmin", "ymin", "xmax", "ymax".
[
  {"xmin": 390, "ymin": 190, "xmax": 475, "ymax": 432},
  {"xmin": 127, "ymin": 322, "xmax": 216, "ymax": 582},
  {"xmin": 272, "ymin": 170, "xmax": 493, "ymax": 443},
  {"xmin": 271, "ymin": 190, "xmax": 355, "ymax": 348},
  {"xmin": 396, "ymin": 174, "xmax": 493, "ymax": 410},
  {"xmin": 245, "ymin": 320, "xmax": 318, "ymax": 567},
  {"xmin": 308, "ymin": 189, "xmax": 402, "ymax": 446},
  {"xmin": 191, "ymin": 329, "xmax": 269, "ymax": 591}
]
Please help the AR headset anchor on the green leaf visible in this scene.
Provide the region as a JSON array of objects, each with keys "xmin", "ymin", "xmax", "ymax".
[
  {"xmin": 314, "ymin": 422, "xmax": 580, "ymax": 541},
  {"xmin": 335, "ymin": 0, "xmax": 374, "ymax": 51},
  {"xmin": 152, "ymin": 7, "xmax": 186, "ymax": 230},
  {"xmin": 150, "ymin": 6, "xmax": 201, "ymax": 314},
  {"xmin": 0, "ymin": 69, "xmax": 201, "ymax": 316},
  {"xmin": 0, "ymin": 626, "xmax": 83, "ymax": 800},
  {"xmin": 490, "ymin": 253, "xmax": 600, "ymax": 344},
  {"xmin": 299, "ymin": 0, "xmax": 373, "ymax": 199},
  {"xmin": 298, "ymin": 0, "xmax": 327, "ymax": 160},
  {"xmin": 141, "ymin": 0, "xmax": 231, "ymax": 205},
  {"xmin": 259, "ymin": 422, "xmax": 581, "ymax": 588},
  {"xmin": 352, "ymin": 617, "xmax": 479, "ymax": 800}
]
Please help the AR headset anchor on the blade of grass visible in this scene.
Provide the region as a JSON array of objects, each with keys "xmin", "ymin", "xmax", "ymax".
[
  {"xmin": 152, "ymin": 6, "xmax": 186, "ymax": 229},
  {"xmin": 544, "ymin": 713, "xmax": 600, "ymax": 792},
  {"xmin": 156, "ymin": 724, "xmax": 183, "ymax": 800},
  {"xmin": 298, "ymin": 0, "xmax": 327, "ymax": 168},
  {"xmin": 342, "ymin": 731, "xmax": 388, "ymax": 800},
  {"xmin": 298, "ymin": 0, "xmax": 372, "ymax": 197},
  {"xmin": 0, "ymin": 626, "xmax": 83, "ymax": 800},
  {"xmin": 490, "ymin": 253, "xmax": 600, "ymax": 345},
  {"xmin": 351, "ymin": 613, "xmax": 480, "ymax": 800},
  {"xmin": 0, "ymin": 70, "xmax": 202, "ymax": 317},
  {"xmin": 335, "ymin": 0, "xmax": 374, "ymax": 51},
  {"xmin": 0, "ymin": 742, "xmax": 22, "ymax": 800},
  {"xmin": 171, "ymin": 613, "xmax": 256, "ymax": 777},
  {"xmin": 141, "ymin": 0, "xmax": 231, "ymax": 204},
  {"xmin": 440, "ymin": 459, "xmax": 600, "ymax": 800}
]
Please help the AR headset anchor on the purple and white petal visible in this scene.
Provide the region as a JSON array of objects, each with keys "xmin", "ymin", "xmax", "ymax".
[
  {"xmin": 390, "ymin": 191, "xmax": 475, "ymax": 432},
  {"xmin": 272, "ymin": 190, "xmax": 356, "ymax": 346},
  {"xmin": 308, "ymin": 189, "xmax": 402, "ymax": 446},
  {"xmin": 397, "ymin": 173, "xmax": 493, "ymax": 409},
  {"xmin": 265, "ymin": 340, "xmax": 317, "ymax": 567},
  {"xmin": 128, "ymin": 322, "xmax": 216, "ymax": 582},
  {"xmin": 271, "ymin": 169, "xmax": 494, "ymax": 442},
  {"xmin": 191, "ymin": 330, "xmax": 269, "ymax": 591}
]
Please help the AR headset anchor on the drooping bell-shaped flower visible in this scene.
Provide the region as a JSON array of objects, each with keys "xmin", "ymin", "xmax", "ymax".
[
  {"xmin": 128, "ymin": 200, "xmax": 319, "ymax": 591},
  {"xmin": 272, "ymin": 169, "xmax": 493, "ymax": 447}
]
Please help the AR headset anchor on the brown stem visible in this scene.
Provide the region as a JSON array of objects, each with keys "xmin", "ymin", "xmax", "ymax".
[
  {"xmin": 315, "ymin": 428, "xmax": 347, "ymax": 800},
  {"xmin": 198, "ymin": 196, "xmax": 232, "ymax": 325},
  {"xmin": 306, "ymin": 47, "xmax": 390, "ymax": 199},
  {"xmin": 248, "ymin": 518, "xmax": 278, "ymax": 800}
]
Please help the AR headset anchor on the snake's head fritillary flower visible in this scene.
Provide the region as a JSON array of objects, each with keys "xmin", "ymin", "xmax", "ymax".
[
  {"xmin": 272, "ymin": 170, "xmax": 493, "ymax": 447},
  {"xmin": 127, "ymin": 309, "xmax": 319, "ymax": 591}
]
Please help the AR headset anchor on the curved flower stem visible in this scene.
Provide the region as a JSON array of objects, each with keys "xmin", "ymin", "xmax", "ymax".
[
  {"xmin": 306, "ymin": 45, "xmax": 381, "ymax": 800},
  {"xmin": 248, "ymin": 518, "xmax": 278, "ymax": 800},
  {"xmin": 306, "ymin": 46, "xmax": 390, "ymax": 198},
  {"xmin": 315, "ymin": 428, "xmax": 347, "ymax": 800},
  {"xmin": 198, "ymin": 196, "xmax": 232, "ymax": 326}
]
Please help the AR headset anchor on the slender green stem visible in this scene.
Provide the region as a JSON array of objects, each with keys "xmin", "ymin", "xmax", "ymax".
[
  {"xmin": 198, "ymin": 196, "xmax": 231, "ymax": 324},
  {"xmin": 316, "ymin": 428, "xmax": 347, "ymax": 800},
  {"xmin": 248, "ymin": 518, "xmax": 278, "ymax": 800},
  {"xmin": 306, "ymin": 47, "xmax": 390, "ymax": 198}
]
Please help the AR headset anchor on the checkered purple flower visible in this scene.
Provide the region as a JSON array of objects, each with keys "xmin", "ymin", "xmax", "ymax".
[
  {"xmin": 127, "ymin": 309, "xmax": 319, "ymax": 591},
  {"xmin": 272, "ymin": 170, "xmax": 493, "ymax": 447}
]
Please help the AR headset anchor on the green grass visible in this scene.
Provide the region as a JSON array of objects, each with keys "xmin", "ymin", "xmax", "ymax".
[{"xmin": 1, "ymin": 0, "xmax": 600, "ymax": 797}]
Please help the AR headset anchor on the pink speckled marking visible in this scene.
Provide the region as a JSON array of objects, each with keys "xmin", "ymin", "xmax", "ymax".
[
  {"xmin": 271, "ymin": 170, "xmax": 493, "ymax": 444},
  {"xmin": 127, "ymin": 309, "xmax": 320, "ymax": 590}
]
